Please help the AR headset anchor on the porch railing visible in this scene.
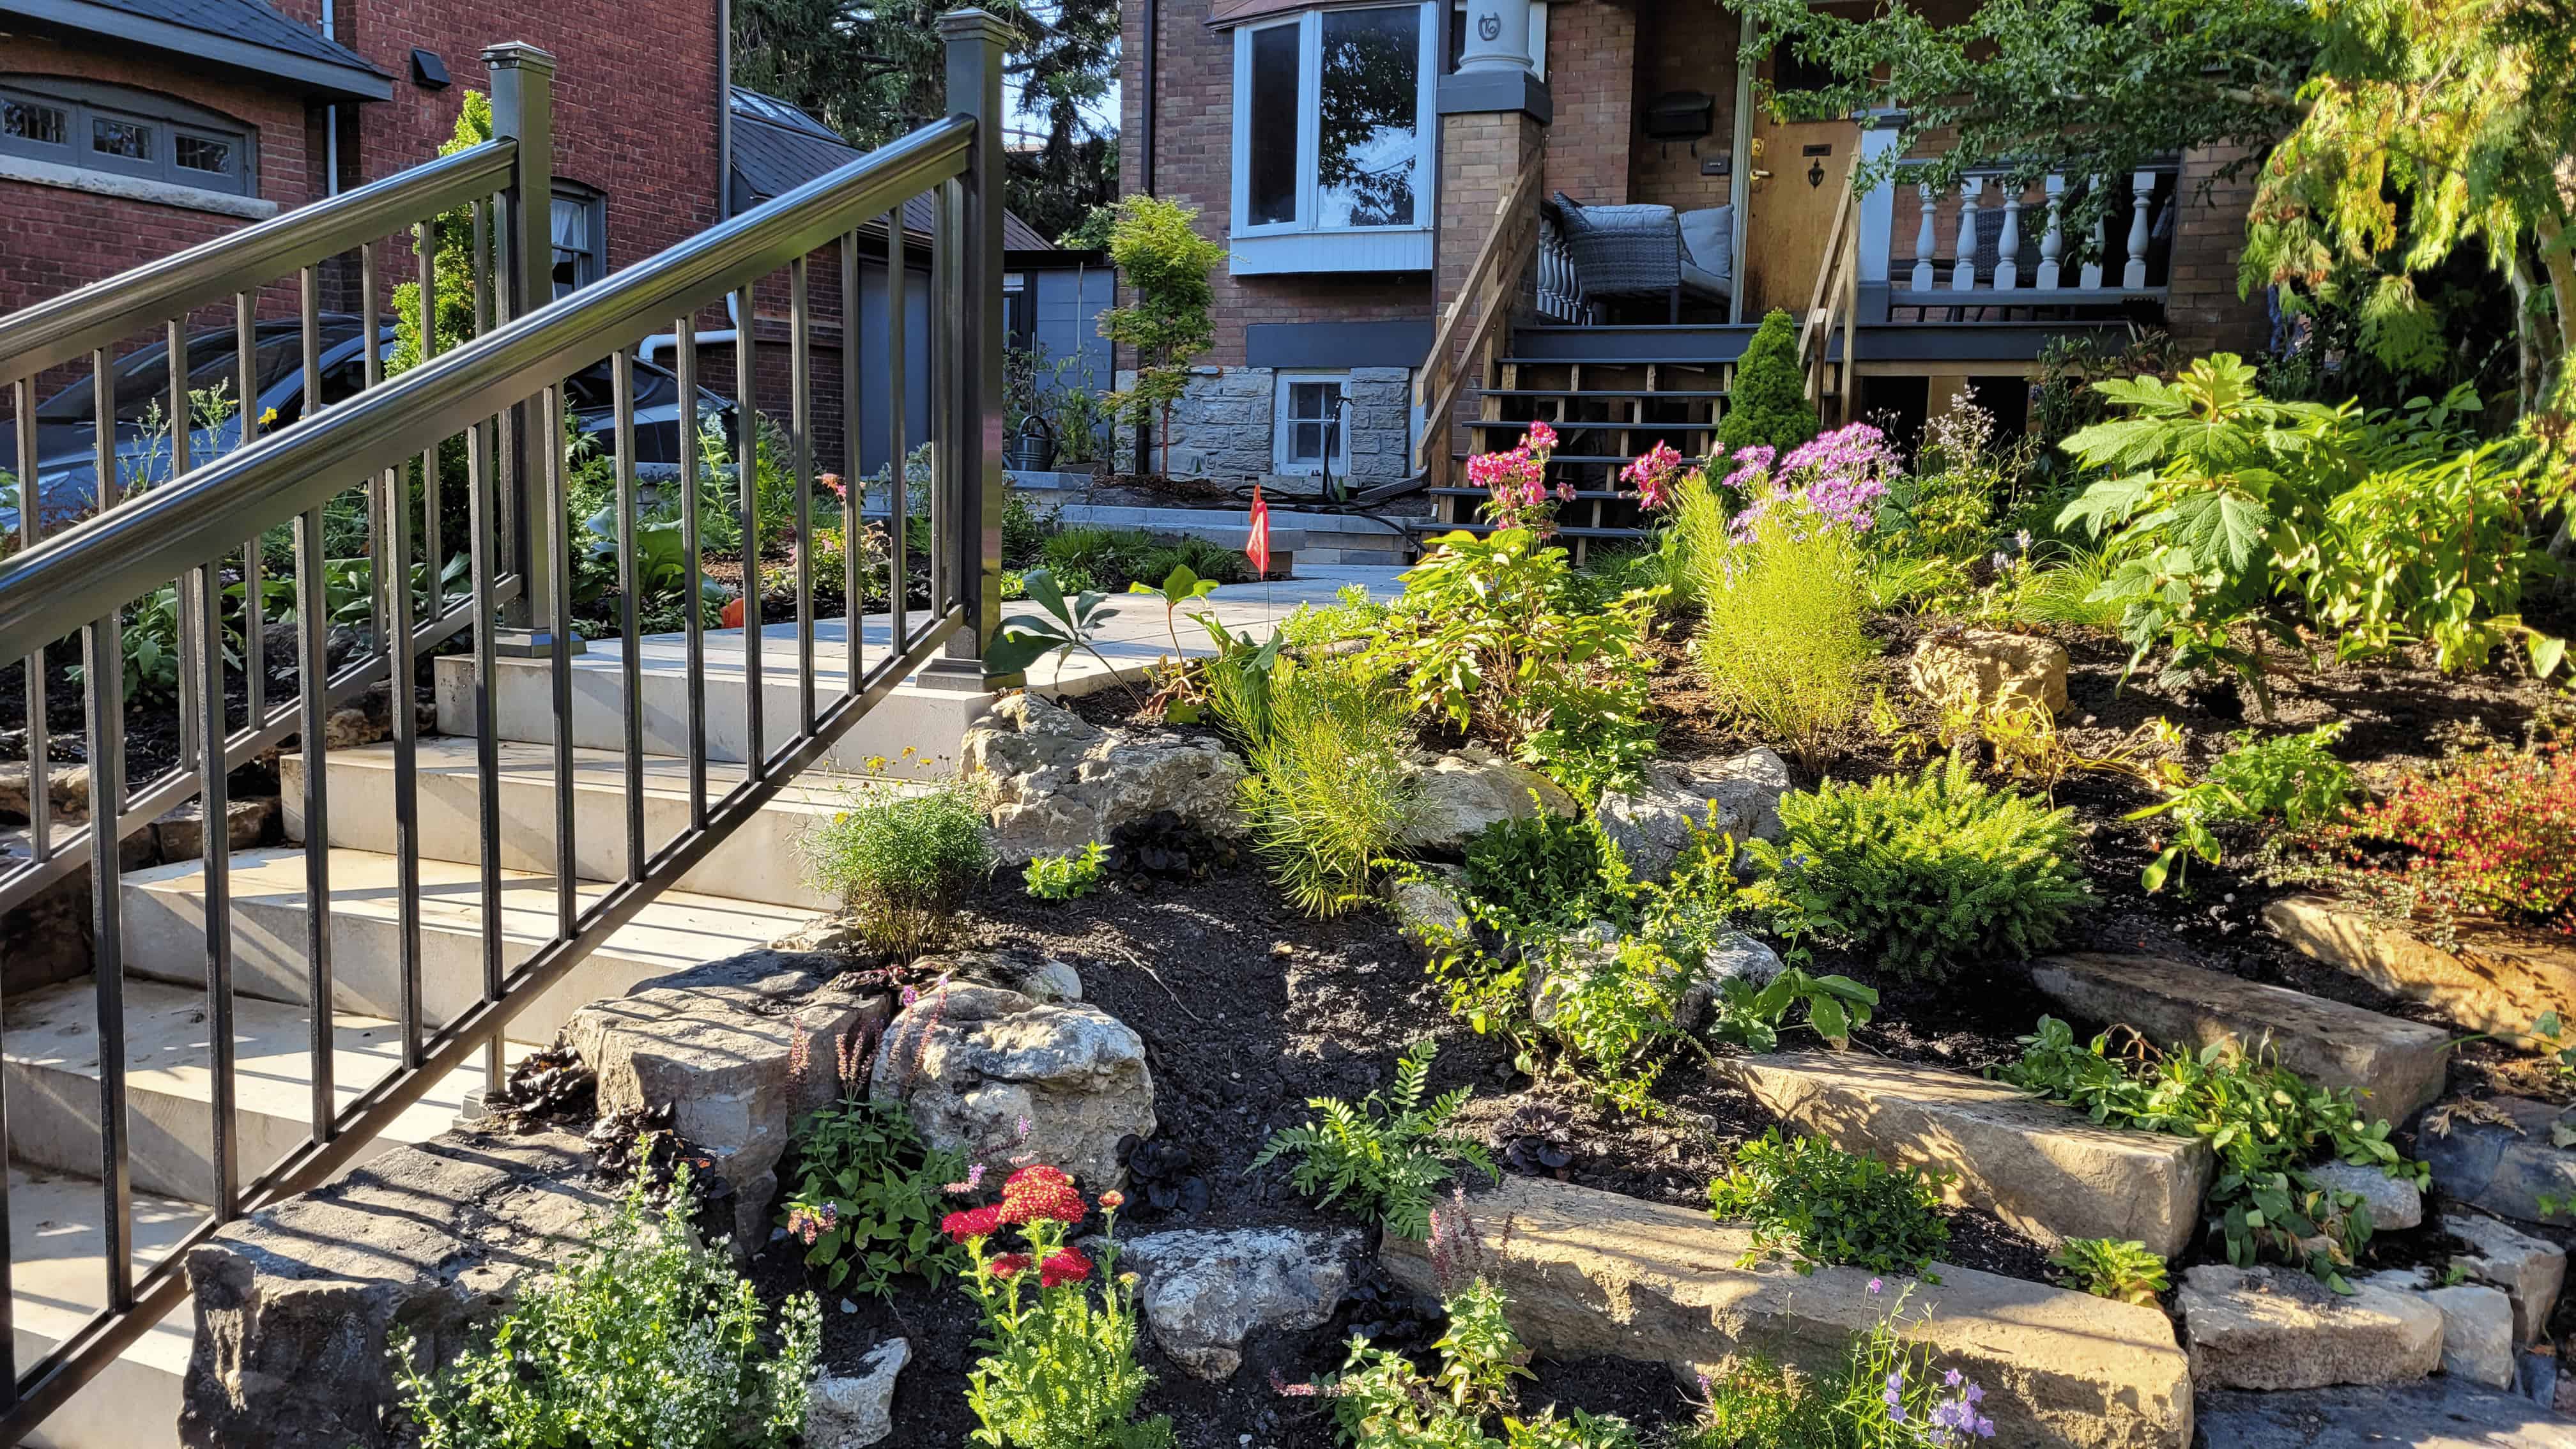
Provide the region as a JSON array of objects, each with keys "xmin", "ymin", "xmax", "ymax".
[
  {"xmin": 1798, "ymin": 150, "xmax": 1863, "ymax": 424},
  {"xmin": 0, "ymin": 10, "xmax": 1013, "ymax": 1438},
  {"xmin": 1414, "ymin": 153, "xmax": 1547, "ymax": 490}
]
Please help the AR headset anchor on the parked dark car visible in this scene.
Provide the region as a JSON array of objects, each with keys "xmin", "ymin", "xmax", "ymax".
[{"xmin": 2, "ymin": 315, "xmax": 733, "ymax": 533}]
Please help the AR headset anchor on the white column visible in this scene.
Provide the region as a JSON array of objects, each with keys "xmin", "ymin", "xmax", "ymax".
[
  {"xmin": 2035, "ymin": 173, "xmax": 2064, "ymax": 290},
  {"xmin": 1853, "ymin": 119, "xmax": 1903, "ymax": 286},
  {"xmin": 1910, "ymin": 183, "xmax": 1937, "ymax": 292},
  {"xmin": 1458, "ymin": 0, "xmax": 1537, "ymax": 74},
  {"xmin": 1995, "ymin": 186, "xmax": 2023, "ymax": 291},
  {"xmin": 1950, "ymin": 176, "xmax": 1982, "ymax": 290},
  {"xmin": 2080, "ymin": 175, "xmax": 2105, "ymax": 289},
  {"xmin": 2123, "ymin": 171, "xmax": 2155, "ymax": 289}
]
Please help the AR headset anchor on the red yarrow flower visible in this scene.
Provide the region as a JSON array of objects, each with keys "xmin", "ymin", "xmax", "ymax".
[
  {"xmin": 1039, "ymin": 1248, "xmax": 1094, "ymax": 1288},
  {"xmin": 1099, "ymin": 1190, "xmax": 1126, "ymax": 1211},
  {"xmin": 999, "ymin": 1164, "xmax": 1087, "ymax": 1225},
  {"xmin": 942, "ymin": 1205, "xmax": 1004, "ymax": 1243},
  {"xmin": 988, "ymin": 1252, "xmax": 1032, "ymax": 1280}
]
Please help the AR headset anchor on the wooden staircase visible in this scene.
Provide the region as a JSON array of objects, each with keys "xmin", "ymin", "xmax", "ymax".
[{"xmin": 1429, "ymin": 362, "xmax": 1728, "ymax": 561}]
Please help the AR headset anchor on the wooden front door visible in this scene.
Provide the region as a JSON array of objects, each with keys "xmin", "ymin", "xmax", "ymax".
[{"xmin": 1738, "ymin": 47, "xmax": 1854, "ymax": 319}]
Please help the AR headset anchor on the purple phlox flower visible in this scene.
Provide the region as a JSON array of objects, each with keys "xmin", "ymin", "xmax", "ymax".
[
  {"xmin": 1868, "ymin": 1277, "xmax": 1885, "ymax": 1294},
  {"xmin": 1014, "ymin": 1115, "xmax": 1032, "ymax": 1142},
  {"xmin": 900, "ymin": 984, "xmax": 919, "ymax": 1008}
]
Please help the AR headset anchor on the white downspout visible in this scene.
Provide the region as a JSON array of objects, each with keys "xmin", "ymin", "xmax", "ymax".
[{"xmin": 321, "ymin": 0, "xmax": 341, "ymax": 195}]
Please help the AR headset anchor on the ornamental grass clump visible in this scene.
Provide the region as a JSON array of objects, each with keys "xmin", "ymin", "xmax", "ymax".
[
  {"xmin": 801, "ymin": 779, "xmax": 994, "ymax": 958},
  {"xmin": 1749, "ymin": 755, "xmax": 2089, "ymax": 980},
  {"xmin": 944, "ymin": 1165, "xmax": 1174, "ymax": 1449},
  {"xmin": 1237, "ymin": 652, "xmax": 1418, "ymax": 915},
  {"xmin": 1690, "ymin": 496, "xmax": 1875, "ymax": 769}
]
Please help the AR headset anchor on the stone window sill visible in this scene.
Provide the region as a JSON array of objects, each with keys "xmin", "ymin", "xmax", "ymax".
[{"xmin": 0, "ymin": 153, "xmax": 277, "ymax": 220}]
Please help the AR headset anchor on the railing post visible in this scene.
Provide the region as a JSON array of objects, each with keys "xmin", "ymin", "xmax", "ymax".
[
  {"xmin": 921, "ymin": 8, "xmax": 1015, "ymax": 690},
  {"xmin": 485, "ymin": 42, "xmax": 579, "ymax": 656},
  {"xmin": 1950, "ymin": 178, "xmax": 1981, "ymax": 290},
  {"xmin": 2036, "ymin": 173, "xmax": 2065, "ymax": 289},
  {"xmin": 2124, "ymin": 171, "xmax": 2156, "ymax": 289}
]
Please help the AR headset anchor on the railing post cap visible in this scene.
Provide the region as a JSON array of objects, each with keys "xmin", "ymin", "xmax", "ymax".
[
  {"xmin": 935, "ymin": 9, "xmax": 1014, "ymax": 45},
  {"xmin": 480, "ymin": 42, "xmax": 559, "ymax": 74}
]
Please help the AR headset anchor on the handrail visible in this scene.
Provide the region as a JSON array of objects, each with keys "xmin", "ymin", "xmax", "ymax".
[
  {"xmin": 0, "ymin": 139, "xmax": 518, "ymax": 387},
  {"xmin": 1414, "ymin": 154, "xmax": 1547, "ymax": 482},
  {"xmin": 0, "ymin": 115, "xmax": 973, "ymax": 662},
  {"xmin": 1798, "ymin": 150, "xmax": 1862, "ymax": 422}
]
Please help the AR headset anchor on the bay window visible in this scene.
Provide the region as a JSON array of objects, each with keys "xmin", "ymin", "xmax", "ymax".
[{"xmin": 1231, "ymin": 3, "xmax": 1438, "ymax": 273}]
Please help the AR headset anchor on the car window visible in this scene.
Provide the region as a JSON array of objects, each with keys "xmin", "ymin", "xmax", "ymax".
[{"xmin": 36, "ymin": 329, "xmax": 340, "ymax": 425}]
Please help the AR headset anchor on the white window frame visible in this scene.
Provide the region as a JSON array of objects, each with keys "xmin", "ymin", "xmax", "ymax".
[
  {"xmin": 1272, "ymin": 371, "xmax": 1352, "ymax": 475},
  {"xmin": 1230, "ymin": 3, "xmax": 1439, "ymax": 247}
]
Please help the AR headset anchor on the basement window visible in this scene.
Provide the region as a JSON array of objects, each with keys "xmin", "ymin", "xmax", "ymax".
[
  {"xmin": 1273, "ymin": 371, "xmax": 1350, "ymax": 475},
  {"xmin": 0, "ymin": 77, "xmax": 258, "ymax": 197}
]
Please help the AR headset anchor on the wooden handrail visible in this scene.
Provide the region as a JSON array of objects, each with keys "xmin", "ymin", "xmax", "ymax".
[
  {"xmin": 1414, "ymin": 153, "xmax": 1547, "ymax": 480},
  {"xmin": 1798, "ymin": 150, "xmax": 1864, "ymax": 422}
]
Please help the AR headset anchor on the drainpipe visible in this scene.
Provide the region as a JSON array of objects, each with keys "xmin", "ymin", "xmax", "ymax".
[
  {"xmin": 321, "ymin": 0, "xmax": 340, "ymax": 195},
  {"xmin": 718, "ymin": 0, "xmax": 734, "ymax": 219}
]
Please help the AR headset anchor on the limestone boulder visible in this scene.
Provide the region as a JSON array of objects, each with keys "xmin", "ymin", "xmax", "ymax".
[
  {"xmin": 0, "ymin": 763, "xmax": 90, "ymax": 822},
  {"xmin": 565, "ymin": 949, "xmax": 890, "ymax": 1246},
  {"xmin": 871, "ymin": 980, "xmax": 1154, "ymax": 1190},
  {"xmin": 180, "ymin": 1129, "xmax": 615, "ymax": 1449},
  {"xmin": 2178, "ymin": 1264, "xmax": 2444, "ymax": 1391},
  {"xmin": 1395, "ymin": 744, "xmax": 1577, "ymax": 854},
  {"xmin": 2265, "ymin": 895, "xmax": 2576, "ymax": 1039},
  {"xmin": 2308, "ymin": 1161, "xmax": 2423, "ymax": 1231},
  {"xmin": 1113, "ymin": 1227, "xmax": 1360, "ymax": 1379},
  {"xmin": 1595, "ymin": 748, "xmax": 1793, "ymax": 880},
  {"xmin": 1907, "ymin": 629, "xmax": 2071, "ymax": 717},
  {"xmin": 2197, "ymin": 1376, "xmax": 2576, "ymax": 1449},
  {"xmin": 2365, "ymin": 1271, "xmax": 2517, "ymax": 1389},
  {"xmin": 2449, "ymin": 1211, "xmax": 2569, "ymax": 1343},
  {"xmin": 961, "ymin": 692, "xmax": 1245, "ymax": 863},
  {"xmin": 805, "ymin": 1338, "xmax": 910, "ymax": 1448},
  {"xmin": 1380, "ymin": 867, "xmax": 1471, "ymax": 957},
  {"xmin": 152, "ymin": 797, "xmax": 279, "ymax": 862}
]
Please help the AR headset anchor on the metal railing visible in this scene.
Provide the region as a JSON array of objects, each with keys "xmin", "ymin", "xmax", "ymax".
[{"xmin": 0, "ymin": 11, "xmax": 1015, "ymax": 1438}]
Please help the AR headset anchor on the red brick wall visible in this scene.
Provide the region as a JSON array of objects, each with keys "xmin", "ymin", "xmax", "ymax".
[
  {"xmin": 1627, "ymin": 0, "xmax": 1734, "ymax": 212},
  {"xmin": 1541, "ymin": 0, "xmax": 1632, "ymax": 206},
  {"xmin": 2163, "ymin": 144, "xmax": 2267, "ymax": 356}
]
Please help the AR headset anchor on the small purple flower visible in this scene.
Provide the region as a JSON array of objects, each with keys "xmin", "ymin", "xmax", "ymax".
[
  {"xmin": 1945, "ymin": 1368, "xmax": 1963, "ymax": 1388},
  {"xmin": 1868, "ymin": 1277, "xmax": 1885, "ymax": 1294},
  {"xmin": 1887, "ymin": 1372, "xmax": 1905, "ymax": 1392},
  {"xmin": 1966, "ymin": 1384, "xmax": 1984, "ymax": 1406}
]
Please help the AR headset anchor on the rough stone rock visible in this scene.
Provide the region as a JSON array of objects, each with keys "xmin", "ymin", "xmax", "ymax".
[
  {"xmin": 565, "ymin": 949, "xmax": 889, "ymax": 1246},
  {"xmin": 2196, "ymin": 1376, "xmax": 2576, "ymax": 1448},
  {"xmin": 2366, "ymin": 1269, "xmax": 2518, "ymax": 1388},
  {"xmin": 1382, "ymin": 1177, "xmax": 2191, "ymax": 1449},
  {"xmin": 805, "ymin": 1338, "xmax": 910, "ymax": 1448},
  {"xmin": 2178, "ymin": 1264, "xmax": 2444, "ymax": 1390},
  {"xmin": 1906, "ymin": 629, "xmax": 2071, "ymax": 717},
  {"xmin": 1593, "ymin": 748, "xmax": 1793, "ymax": 880},
  {"xmin": 1380, "ymin": 868, "xmax": 1469, "ymax": 956},
  {"xmin": 2418, "ymin": 1097, "xmax": 2576, "ymax": 1229},
  {"xmin": 321, "ymin": 707, "xmax": 387, "ymax": 750},
  {"xmin": 908, "ymin": 949, "xmax": 1085, "ymax": 1004},
  {"xmin": 1113, "ymin": 1227, "xmax": 1360, "ymax": 1379},
  {"xmin": 262, "ymin": 620, "xmax": 361, "ymax": 675},
  {"xmin": 0, "ymin": 763, "xmax": 90, "ymax": 821},
  {"xmin": 2309, "ymin": 1161, "xmax": 2424, "ymax": 1230},
  {"xmin": 2450, "ymin": 1211, "xmax": 2570, "ymax": 1343},
  {"xmin": 1529, "ymin": 926, "xmax": 1777, "ymax": 1036},
  {"xmin": 152, "ymin": 797, "xmax": 279, "ymax": 861},
  {"xmin": 1713, "ymin": 1051, "xmax": 2214, "ymax": 1257},
  {"xmin": 179, "ymin": 1128, "xmax": 615, "ymax": 1449},
  {"xmin": 871, "ymin": 980, "xmax": 1154, "ymax": 1190},
  {"xmin": 1393, "ymin": 744, "xmax": 1577, "ymax": 854},
  {"xmin": 2266, "ymin": 894, "xmax": 2576, "ymax": 1039},
  {"xmin": 2020, "ymin": 953, "xmax": 2451, "ymax": 1118},
  {"xmin": 961, "ymin": 692, "xmax": 1246, "ymax": 863}
]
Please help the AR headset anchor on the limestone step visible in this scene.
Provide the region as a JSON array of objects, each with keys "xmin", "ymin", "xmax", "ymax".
[
  {"xmin": 2195, "ymin": 1377, "xmax": 2576, "ymax": 1449},
  {"xmin": 1711, "ymin": 1051, "xmax": 2215, "ymax": 1259},
  {"xmin": 119, "ymin": 848, "xmax": 817, "ymax": 1045},
  {"xmin": 3, "ymin": 976, "xmax": 496, "ymax": 1203},
  {"xmin": 2016, "ymin": 953, "xmax": 2454, "ymax": 1118},
  {"xmin": 2264, "ymin": 895, "xmax": 2576, "ymax": 1041},
  {"xmin": 1383, "ymin": 1176, "xmax": 2193, "ymax": 1449},
  {"xmin": 279, "ymin": 738, "xmax": 851, "ymax": 910},
  {"xmin": 8, "ymin": 1169, "xmax": 195, "ymax": 1449}
]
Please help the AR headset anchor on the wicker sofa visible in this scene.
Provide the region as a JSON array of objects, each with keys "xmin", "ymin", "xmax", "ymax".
[{"xmin": 1545, "ymin": 192, "xmax": 1732, "ymax": 322}]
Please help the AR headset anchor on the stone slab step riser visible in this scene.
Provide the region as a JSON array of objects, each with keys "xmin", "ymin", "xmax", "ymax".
[
  {"xmin": 13, "ymin": 1328, "xmax": 181, "ymax": 1449},
  {"xmin": 277, "ymin": 745, "xmax": 841, "ymax": 911},
  {"xmin": 432, "ymin": 654, "xmax": 989, "ymax": 771},
  {"xmin": 116, "ymin": 850, "xmax": 814, "ymax": 1045}
]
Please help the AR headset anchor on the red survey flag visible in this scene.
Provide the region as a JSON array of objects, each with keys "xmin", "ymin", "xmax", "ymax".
[{"xmin": 1246, "ymin": 484, "xmax": 1271, "ymax": 577}]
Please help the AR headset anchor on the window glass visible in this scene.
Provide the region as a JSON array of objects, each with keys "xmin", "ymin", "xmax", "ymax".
[
  {"xmin": 1246, "ymin": 24, "xmax": 1301, "ymax": 227},
  {"xmin": 3, "ymin": 97, "xmax": 64, "ymax": 146},
  {"xmin": 551, "ymin": 190, "xmax": 605, "ymax": 297},
  {"xmin": 175, "ymin": 134, "xmax": 233, "ymax": 176},
  {"xmin": 1317, "ymin": 8, "xmax": 1419, "ymax": 227},
  {"xmin": 0, "ymin": 80, "xmax": 254, "ymax": 194},
  {"xmin": 1281, "ymin": 378, "xmax": 1345, "ymax": 464},
  {"xmin": 91, "ymin": 115, "xmax": 151, "ymax": 162}
]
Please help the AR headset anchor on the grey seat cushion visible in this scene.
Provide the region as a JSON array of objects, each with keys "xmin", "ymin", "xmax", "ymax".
[
  {"xmin": 1679, "ymin": 258, "xmax": 1729, "ymax": 301},
  {"xmin": 1678, "ymin": 204, "xmax": 1733, "ymax": 283}
]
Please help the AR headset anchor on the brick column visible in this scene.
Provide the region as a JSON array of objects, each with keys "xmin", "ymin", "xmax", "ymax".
[{"xmin": 1431, "ymin": 74, "xmax": 1549, "ymax": 480}]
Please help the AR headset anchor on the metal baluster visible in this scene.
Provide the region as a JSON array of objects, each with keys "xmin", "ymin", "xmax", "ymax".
[
  {"xmin": 418, "ymin": 220, "xmax": 442, "ymax": 618},
  {"xmin": 545, "ymin": 383, "xmax": 576, "ymax": 936},
  {"xmin": 12, "ymin": 380, "xmax": 44, "ymax": 870},
  {"xmin": 81, "ymin": 594, "xmax": 127, "ymax": 1326},
  {"xmin": 1951, "ymin": 178, "xmax": 1982, "ymax": 291},
  {"xmin": 885, "ymin": 211, "xmax": 908, "ymax": 654},
  {"xmin": 2037, "ymin": 175, "xmax": 2065, "ymax": 290},
  {"xmin": 928, "ymin": 190, "xmax": 950, "ymax": 621},
  {"xmin": 387, "ymin": 448, "xmax": 422, "ymax": 1068},
  {"xmin": 467, "ymin": 408, "xmax": 505, "ymax": 1096},
  {"xmin": 169, "ymin": 318, "xmax": 199, "ymax": 788},
  {"xmin": 236, "ymin": 295, "xmax": 263, "ymax": 731},
  {"xmin": 192, "ymin": 560, "xmax": 237, "ymax": 1216},
  {"xmin": 840, "ymin": 234, "xmax": 862, "ymax": 694},
  {"xmin": 612, "ymin": 351, "xmax": 645, "ymax": 882},
  {"xmin": 790, "ymin": 258, "xmax": 816, "ymax": 735},
  {"xmin": 676, "ymin": 316, "xmax": 707, "ymax": 829},
  {"xmin": 733, "ymin": 288, "xmax": 763, "ymax": 779},
  {"xmin": 295, "ymin": 500, "xmax": 334, "ymax": 1140},
  {"xmin": 1910, "ymin": 184, "xmax": 1937, "ymax": 293}
]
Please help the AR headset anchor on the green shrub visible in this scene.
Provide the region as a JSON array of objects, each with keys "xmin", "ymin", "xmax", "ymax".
[
  {"xmin": 1024, "ymin": 841, "xmax": 1110, "ymax": 900},
  {"xmin": 1713, "ymin": 310, "xmax": 1821, "ymax": 459},
  {"xmin": 1692, "ymin": 502, "xmax": 1874, "ymax": 769},
  {"xmin": 2133, "ymin": 724, "xmax": 2356, "ymax": 891},
  {"xmin": 781, "ymin": 1098, "xmax": 970, "ymax": 1297},
  {"xmin": 1043, "ymin": 526, "xmax": 1159, "ymax": 583},
  {"xmin": 1708, "ymin": 1129, "xmax": 1951, "ymax": 1279},
  {"xmin": 1460, "ymin": 811, "xmax": 1627, "ymax": 933},
  {"xmin": 1750, "ymin": 756, "xmax": 2089, "ymax": 980},
  {"xmin": 1238, "ymin": 652, "xmax": 1418, "ymax": 914},
  {"xmin": 1250, "ymin": 1040, "xmax": 1498, "ymax": 1239},
  {"xmin": 1143, "ymin": 535, "xmax": 1252, "ymax": 586},
  {"xmin": 1662, "ymin": 469, "xmax": 1738, "ymax": 613},
  {"xmin": 1674, "ymin": 1287, "xmax": 2005, "ymax": 1449},
  {"xmin": 1276, "ymin": 582, "xmax": 1388, "ymax": 650},
  {"xmin": 801, "ymin": 781, "xmax": 994, "ymax": 958},
  {"xmin": 395, "ymin": 1160, "xmax": 820, "ymax": 1448},
  {"xmin": 2048, "ymin": 1237, "xmax": 2170, "ymax": 1305},
  {"xmin": 1706, "ymin": 967, "xmax": 1879, "ymax": 1053},
  {"xmin": 1323, "ymin": 1276, "xmax": 1638, "ymax": 1449}
]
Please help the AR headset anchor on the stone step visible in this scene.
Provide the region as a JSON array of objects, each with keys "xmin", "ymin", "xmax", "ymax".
[
  {"xmin": 2195, "ymin": 1377, "xmax": 2576, "ymax": 1449},
  {"xmin": 119, "ymin": 848, "xmax": 816, "ymax": 1045},
  {"xmin": 3, "ymin": 976, "xmax": 495, "ymax": 1203},
  {"xmin": 2016, "ymin": 953, "xmax": 2452, "ymax": 1118},
  {"xmin": 2264, "ymin": 895, "xmax": 2576, "ymax": 1040},
  {"xmin": 8, "ymin": 1168, "xmax": 196, "ymax": 1449},
  {"xmin": 1383, "ymin": 1176, "xmax": 2192, "ymax": 1449},
  {"xmin": 279, "ymin": 738, "xmax": 850, "ymax": 910},
  {"xmin": 1710, "ymin": 1052, "xmax": 2214, "ymax": 1259}
]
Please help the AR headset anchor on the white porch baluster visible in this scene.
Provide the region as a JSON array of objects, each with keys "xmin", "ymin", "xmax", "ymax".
[
  {"xmin": 2035, "ymin": 174, "xmax": 2064, "ymax": 289},
  {"xmin": 1995, "ymin": 185, "xmax": 2023, "ymax": 290},
  {"xmin": 1910, "ymin": 183, "xmax": 1937, "ymax": 291},
  {"xmin": 1951, "ymin": 177, "xmax": 1982, "ymax": 289},
  {"xmin": 2123, "ymin": 171, "xmax": 2155, "ymax": 289},
  {"xmin": 2080, "ymin": 174, "xmax": 2105, "ymax": 289}
]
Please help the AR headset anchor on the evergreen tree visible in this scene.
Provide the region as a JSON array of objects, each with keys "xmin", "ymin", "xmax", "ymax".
[{"xmin": 1715, "ymin": 310, "xmax": 1823, "ymax": 458}]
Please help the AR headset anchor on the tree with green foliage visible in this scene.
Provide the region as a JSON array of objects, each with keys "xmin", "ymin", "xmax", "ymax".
[
  {"xmin": 1713, "ymin": 309, "xmax": 1821, "ymax": 458},
  {"xmin": 392, "ymin": 93, "xmax": 489, "ymax": 372},
  {"xmin": 1096, "ymin": 195, "xmax": 1225, "ymax": 478}
]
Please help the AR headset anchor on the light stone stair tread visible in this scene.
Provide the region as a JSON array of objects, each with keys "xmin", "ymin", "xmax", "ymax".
[
  {"xmin": 1713, "ymin": 1050, "xmax": 2215, "ymax": 1258},
  {"xmin": 293, "ymin": 736, "xmax": 864, "ymax": 809},
  {"xmin": 10, "ymin": 1167, "xmax": 199, "ymax": 1373}
]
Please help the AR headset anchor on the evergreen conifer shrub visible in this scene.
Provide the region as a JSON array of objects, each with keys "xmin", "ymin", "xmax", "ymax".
[{"xmin": 1714, "ymin": 310, "xmax": 1823, "ymax": 458}]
